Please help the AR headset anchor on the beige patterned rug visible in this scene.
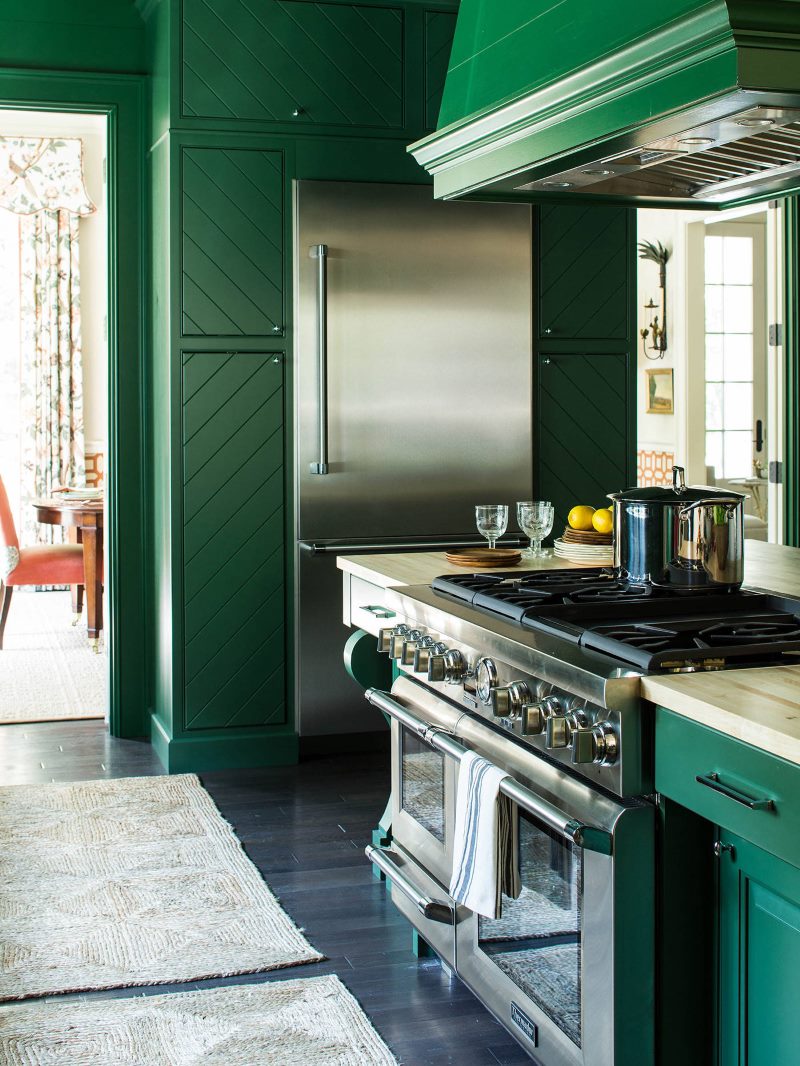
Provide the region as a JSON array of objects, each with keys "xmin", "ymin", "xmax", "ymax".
[
  {"xmin": 0, "ymin": 590, "xmax": 105, "ymax": 723},
  {"xmin": 0, "ymin": 774, "xmax": 323, "ymax": 1000},
  {"xmin": 0, "ymin": 975, "xmax": 397, "ymax": 1065}
]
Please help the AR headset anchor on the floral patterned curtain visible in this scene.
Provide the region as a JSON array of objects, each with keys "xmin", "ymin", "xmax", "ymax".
[
  {"xmin": 0, "ymin": 136, "xmax": 93, "ymax": 549},
  {"xmin": 18, "ymin": 210, "xmax": 86, "ymax": 547}
]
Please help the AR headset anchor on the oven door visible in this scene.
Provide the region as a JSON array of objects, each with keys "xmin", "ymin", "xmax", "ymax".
[{"xmin": 368, "ymin": 677, "xmax": 655, "ymax": 1066}]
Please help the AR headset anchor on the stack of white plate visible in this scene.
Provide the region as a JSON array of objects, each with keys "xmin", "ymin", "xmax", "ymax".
[{"xmin": 553, "ymin": 537, "xmax": 614, "ymax": 565}]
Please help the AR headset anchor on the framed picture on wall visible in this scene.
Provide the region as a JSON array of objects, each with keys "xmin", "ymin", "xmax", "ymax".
[{"xmin": 646, "ymin": 368, "xmax": 674, "ymax": 414}]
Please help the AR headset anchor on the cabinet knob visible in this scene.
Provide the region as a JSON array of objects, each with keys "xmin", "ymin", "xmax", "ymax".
[
  {"xmin": 272, "ymin": 325, "xmax": 283, "ymax": 334},
  {"xmin": 292, "ymin": 107, "xmax": 304, "ymax": 117},
  {"xmin": 543, "ymin": 327, "xmax": 553, "ymax": 334},
  {"xmin": 713, "ymin": 841, "xmax": 736, "ymax": 860}
]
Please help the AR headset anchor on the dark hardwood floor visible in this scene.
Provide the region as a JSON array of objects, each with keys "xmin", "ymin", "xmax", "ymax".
[{"xmin": 0, "ymin": 720, "xmax": 532, "ymax": 1065}]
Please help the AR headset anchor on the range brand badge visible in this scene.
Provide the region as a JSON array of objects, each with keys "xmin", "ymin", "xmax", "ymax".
[{"xmin": 510, "ymin": 1002, "xmax": 538, "ymax": 1045}]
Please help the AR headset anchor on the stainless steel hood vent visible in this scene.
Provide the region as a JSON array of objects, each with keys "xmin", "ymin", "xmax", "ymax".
[
  {"xmin": 409, "ymin": 2, "xmax": 800, "ymax": 208},
  {"xmin": 514, "ymin": 107, "xmax": 800, "ymax": 204}
]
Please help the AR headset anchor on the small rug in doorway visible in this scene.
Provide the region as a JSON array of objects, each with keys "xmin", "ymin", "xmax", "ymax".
[
  {"xmin": 0, "ymin": 590, "xmax": 105, "ymax": 724},
  {"xmin": 0, "ymin": 974, "xmax": 397, "ymax": 1065},
  {"xmin": 0, "ymin": 774, "xmax": 323, "ymax": 1000}
]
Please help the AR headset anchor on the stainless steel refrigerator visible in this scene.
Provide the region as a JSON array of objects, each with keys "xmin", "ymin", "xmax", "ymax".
[{"xmin": 294, "ymin": 181, "xmax": 533, "ymax": 736}]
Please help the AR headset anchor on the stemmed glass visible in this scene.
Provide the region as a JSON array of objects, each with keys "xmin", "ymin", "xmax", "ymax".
[
  {"xmin": 475, "ymin": 505, "xmax": 508, "ymax": 549},
  {"xmin": 517, "ymin": 500, "xmax": 554, "ymax": 558}
]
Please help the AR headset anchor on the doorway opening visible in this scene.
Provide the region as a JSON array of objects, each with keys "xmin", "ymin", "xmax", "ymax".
[
  {"xmin": 636, "ymin": 203, "xmax": 785, "ymax": 543},
  {"xmin": 0, "ymin": 109, "xmax": 109, "ymax": 726}
]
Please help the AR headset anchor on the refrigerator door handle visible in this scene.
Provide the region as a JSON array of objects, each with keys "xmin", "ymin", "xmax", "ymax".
[{"xmin": 309, "ymin": 243, "xmax": 329, "ymax": 475}]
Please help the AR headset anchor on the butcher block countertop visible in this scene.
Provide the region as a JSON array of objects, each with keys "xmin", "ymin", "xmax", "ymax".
[{"xmin": 338, "ymin": 541, "xmax": 800, "ymax": 766}]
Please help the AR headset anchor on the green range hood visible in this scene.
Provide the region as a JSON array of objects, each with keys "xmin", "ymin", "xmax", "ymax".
[{"xmin": 409, "ymin": 0, "xmax": 800, "ymax": 208}]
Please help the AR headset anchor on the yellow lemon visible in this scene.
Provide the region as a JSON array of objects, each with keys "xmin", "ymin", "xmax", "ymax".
[
  {"xmin": 567, "ymin": 505, "xmax": 596, "ymax": 531},
  {"xmin": 592, "ymin": 508, "xmax": 613, "ymax": 534}
]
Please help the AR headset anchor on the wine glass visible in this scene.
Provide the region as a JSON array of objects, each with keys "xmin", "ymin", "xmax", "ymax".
[
  {"xmin": 517, "ymin": 500, "xmax": 554, "ymax": 558},
  {"xmin": 475, "ymin": 504, "xmax": 508, "ymax": 549}
]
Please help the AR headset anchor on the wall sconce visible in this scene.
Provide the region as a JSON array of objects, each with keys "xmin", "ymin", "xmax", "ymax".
[{"xmin": 638, "ymin": 240, "xmax": 670, "ymax": 360}]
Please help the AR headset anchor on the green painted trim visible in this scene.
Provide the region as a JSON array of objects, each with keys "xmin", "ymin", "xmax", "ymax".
[
  {"xmin": 784, "ymin": 196, "xmax": 800, "ymax": 546},
  {"xmin": 150, "ymin": 712, "xmax": 299, "ymax": 772},
  {"xmin": 0, "ymin": 67, "xmax": 148, "ymax": 739}
]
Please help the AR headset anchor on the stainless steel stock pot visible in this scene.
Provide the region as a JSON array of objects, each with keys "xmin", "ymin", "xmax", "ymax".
[{"xmin": 608, "ymin": 466, "xmax": 746, "ymax": 590}]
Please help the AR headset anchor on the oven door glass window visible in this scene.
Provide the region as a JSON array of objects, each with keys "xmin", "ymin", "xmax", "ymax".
[
  {"xmin": 400, "ymin": 728, "xmax": 445, "ymax": 843},
  {"xmin": 478, "ymin": 811, "xmax": 583, "ymax": 1048}
]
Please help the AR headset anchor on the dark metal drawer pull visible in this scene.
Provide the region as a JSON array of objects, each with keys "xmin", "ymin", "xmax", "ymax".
[
  {"xmin": 365, "ymin": 845, "xmax": 453, "ymax": 924},
  {"xmin": 695, "ymin": 772, "xmax": 775, "ymax": 811}
]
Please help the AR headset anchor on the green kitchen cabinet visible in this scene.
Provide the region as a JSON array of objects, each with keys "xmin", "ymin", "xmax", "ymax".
[
  {"xmin": 537, "ymin": 204, "xmax": 633, "ymax": 343},
  {"xmin": 717, "ymin": 831, "xmax": 800, "ymax": 1066},
  {"xmin": 181, "ymin": 146, "xmax": 284, "ymax": 337},
  {"xmin": 182, "ymin": 351, "xmax": 287, "ymax": 732},
  {"xmin": 182, "ymin": 0, "xmax": 404, "ymax": 129},
  {"xmin": 536, "ymin": 351, "xmax": 633, "ymax": 533},
  {"xmin": 424, "ymin": 10, "xmax": 457, "ymax": 132}
]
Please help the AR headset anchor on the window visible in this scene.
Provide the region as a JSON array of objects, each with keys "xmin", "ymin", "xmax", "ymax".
[{"xmin": 704, "ymin": 234, "xmax": 753, "ymax": 479}]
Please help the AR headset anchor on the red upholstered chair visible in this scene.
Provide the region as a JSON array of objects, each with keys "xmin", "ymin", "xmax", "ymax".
[{"xmin": 0, "ymin": 475, "xmax": 86, "ymax": 649}]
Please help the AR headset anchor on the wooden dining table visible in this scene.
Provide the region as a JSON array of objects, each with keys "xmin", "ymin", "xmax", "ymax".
[{"xmin": 33, "ymin": 496, "xmax": 104, "ymax": 645}]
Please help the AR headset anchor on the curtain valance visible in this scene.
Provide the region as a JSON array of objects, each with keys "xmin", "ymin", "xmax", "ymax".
[{"xmin": 0, "ymin": 137, "xmax": 96, "ymax": 217}]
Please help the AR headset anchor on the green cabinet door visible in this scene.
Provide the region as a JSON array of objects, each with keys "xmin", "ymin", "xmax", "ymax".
[
  {"xmin": 182, "ymin": 0, "xmax": 404, "ymax": 129},
  {"xmin": 537, "ymin": 205, "xmax": 632, "ymax": 342},
  {"xmin": 181, "ymin": 147, "xmax": 284, "ymax": 338},
  {"xmin": 536, "ymin": 351, "xmax": 632, "ymax": 533},
  {"xmin": 182, "ymin": 351, "xmax": 286, "ymax": 733},
  {"xmin": 718, "ymin": 831, "xmax": 800, "ymax": 1066}
]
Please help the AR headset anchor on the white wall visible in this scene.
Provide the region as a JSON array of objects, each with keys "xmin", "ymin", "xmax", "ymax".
[
  {"xmin": 636, "ymin": 208, "xmax": 698, "ymax": 466},
  {"xmin": 0, "ymin": 110, "xmax": 107, "ymax": 454}
]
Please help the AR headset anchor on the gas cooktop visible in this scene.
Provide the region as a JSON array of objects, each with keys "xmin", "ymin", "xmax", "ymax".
[{"xmin": 431, "ymin": 568, "xmax": 800, "ymax": 672}]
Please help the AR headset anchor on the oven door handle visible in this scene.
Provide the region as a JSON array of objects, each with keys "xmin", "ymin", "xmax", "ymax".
[
  {"xmin": 365, "ymin": 688, "xmax": 613, "ymax": 856},
  {"xmin": 365, "ymin": 845, "xmax": 454, "ymax": 923}
]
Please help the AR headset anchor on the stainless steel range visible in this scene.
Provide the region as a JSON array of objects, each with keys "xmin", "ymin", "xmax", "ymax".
[{"xmin": 363, "ymin": 567, "xmax": 800, "ymax": 1066}]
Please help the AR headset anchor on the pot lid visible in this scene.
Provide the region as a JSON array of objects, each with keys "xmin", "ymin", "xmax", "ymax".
[{"xmin": 608, "ymin": 466, "xmax": 746, "ymax": 504}]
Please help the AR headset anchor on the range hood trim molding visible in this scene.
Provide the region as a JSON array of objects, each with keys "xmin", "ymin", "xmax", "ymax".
[
  {"xmin": 410, "ymin": 0, "xmax": 800, "ymax": 207},
  {"xmin": 410, "ymin": 3, "xmax": 736, "ymax": 173}
]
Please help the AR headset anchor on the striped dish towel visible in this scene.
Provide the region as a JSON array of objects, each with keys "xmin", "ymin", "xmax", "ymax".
[{"xmin": 449, "ymin": 750, "xmax": 521, "ymax": 919}]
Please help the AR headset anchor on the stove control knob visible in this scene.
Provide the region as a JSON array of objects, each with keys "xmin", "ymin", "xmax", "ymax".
[
  {"xmin": 378, "ymin": 624, "xmax": 409, "ymax": 655},
  {"xmin": 413, "ymin": 640, "xmax": 445, "ymax": 673},
  {"xmin": 400, "ymin": 631, "xmax": 426, "ymax": 666},
  {"xmin": 545, "ymin": 715, "xmax": 570, "ymax": 749},
  {"xmin": 520, "ymin": 695, "xmax": 561, "ymax": 736},
  {"xmin": 492, "ymin": 681, "xmax": 531, "ymax": 718},
  {"xmin": 571, "ymin": 727, "xmax": 597, "ymax": 764},
  {"xmin": 475, "ymin": 658, "xmax": 499, "ymax": 705},
  {"xmin": 427, "ymin": 651, "xmax": 447, "ymax": 682},
  {"xmin": 594, "ymin": 723, "xmax": 619, "ymax": 766},
  {"xmin": 390, "ymin": 627, "xmax": 420, "ymax": 660},
  {"xmin": 443, "ymin": 649, "xmax": 467, "ymax": 684}
]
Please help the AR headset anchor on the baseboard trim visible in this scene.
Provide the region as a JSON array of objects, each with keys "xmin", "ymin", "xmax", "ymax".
[{"xmin": 150, "ymin": 714, "xmax": 299, "ymax": 772}]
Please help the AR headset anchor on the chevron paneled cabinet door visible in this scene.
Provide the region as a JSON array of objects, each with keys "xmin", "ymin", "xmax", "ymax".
[{"xmin": 182, "ymin": 352, "xmax": 286, "ymax": 733}]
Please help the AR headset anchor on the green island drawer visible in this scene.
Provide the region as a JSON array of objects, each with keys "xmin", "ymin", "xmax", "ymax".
[{"xmin": 656, "ymin": 707, "xmax": 800, "ymax": 870}]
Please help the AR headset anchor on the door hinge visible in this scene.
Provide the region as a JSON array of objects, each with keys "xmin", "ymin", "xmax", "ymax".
[
  {"xmin": 769, "ymin": 460, "xmax": 783, "ymax": 485},
  {"xmin": 768, "ymin": 323, "xmax": 783, "ymax": 346}
]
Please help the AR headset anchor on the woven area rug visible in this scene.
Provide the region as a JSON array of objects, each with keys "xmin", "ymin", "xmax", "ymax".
[
  {"xmin": 0, "ymin": 590, "xmax": 105, "ymax": 723},
  {"xmin": 0, "ymin": 975, "xmax": 397, "ymax": 1065},
  {"xmin": 0, "ymin": 774, "xmax": 323, "ymax": 1000}
]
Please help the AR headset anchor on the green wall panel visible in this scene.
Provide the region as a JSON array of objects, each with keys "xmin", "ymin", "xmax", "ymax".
[
  {"xmin": 538, "ymin": 205, "xmax": 631, "ymax": 341},
  {"xmin": 182, "ymin": 0, "xmax": 404, "ymax": 128},
  {"xmin": 424, "ymin": 10, "xmax": 457, "ymax": 132},
  {"xmin": 181, "ymin": 146, "xmax": 284, "ymax": 337},
  {"xmin": 537, "ymin": 352, "xmax": 631, "ymax": 533},
  {"xmin": 182, "ymin": 351, "xmax": 286, "ymax": 732}
]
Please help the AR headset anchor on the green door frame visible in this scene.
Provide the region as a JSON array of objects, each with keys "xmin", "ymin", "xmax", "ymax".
[{"xmin": 0, "ymin": 68, "xmax": 149, "ymax": 738}]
